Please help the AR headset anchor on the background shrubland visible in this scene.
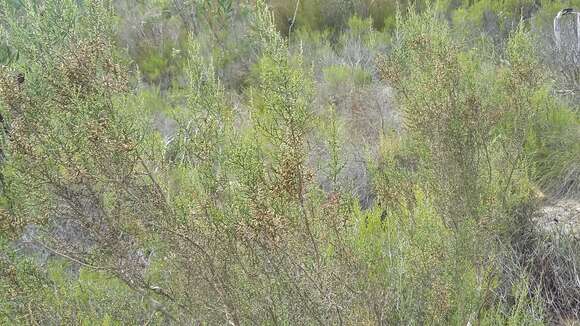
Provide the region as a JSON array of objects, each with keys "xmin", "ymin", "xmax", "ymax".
[{"xmin": 0, "ymin": 0, "xmax": 578, "ymax": 325}]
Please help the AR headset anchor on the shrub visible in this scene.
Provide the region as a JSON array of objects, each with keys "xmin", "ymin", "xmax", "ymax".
[{"xmin": 1, "ymin": 0, "xmax": 578, "ymax": 324}]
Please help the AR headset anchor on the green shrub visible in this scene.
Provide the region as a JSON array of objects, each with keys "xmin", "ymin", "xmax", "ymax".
[
  {"xmin": 527, "ymin": 98, "xmax": 580, "ymax": 198},
  {"xmin": 1, "ymin": 0, "xmax": 578, "ymax": 324}
]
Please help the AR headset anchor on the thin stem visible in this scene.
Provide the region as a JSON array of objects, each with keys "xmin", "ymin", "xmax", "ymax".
[{"xmin": 288, "ymin": 0, "xmax": 300, "ymax": 37}]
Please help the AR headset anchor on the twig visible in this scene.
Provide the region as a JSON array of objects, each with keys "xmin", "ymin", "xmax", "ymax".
[
  {"xmin": 554, "ymin": 88, "xmax": 579, "ymax": 95},
  {"xmin": 288, "ymin": 0, "xmax": 300, "ymax": 37},
  {"xmin": 28, "ymin": 238, "xmax": 108, "ymax": 270}
]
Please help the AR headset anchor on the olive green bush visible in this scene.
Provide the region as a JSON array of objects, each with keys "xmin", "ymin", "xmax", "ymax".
[{"xmin": 0, "ymin": 0, "xmax": 578, "ymax": 325}]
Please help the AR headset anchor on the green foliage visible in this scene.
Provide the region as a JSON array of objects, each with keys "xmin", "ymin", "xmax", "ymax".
[
  {"xmin": 527, "ymin": 99, "xmax": 580, "ymax": 198},
  {"xmin": 136, "ymin": 40, "xmax": 187, "ymax": 85},
  {"xmin": 382, "ymin": 8, "xmax": 493, "ymax": 229},
  {"xmin": 481, "ymin": 275, "xmax": 546, "ymax": 325},
  {"xmin": 0, "ymin": 237, "xmax": 159, "ymax": 324},
  {"xmin": 377, "ymin": 8, "xmax": 576, "ymax": 324},
  {"xmin": 317, "ymin": 105, "xmax": 347, "ymax": 188},
  {"xmin": 0, "ymin": 0, "xmax": 164, "ymax": 317},
  {"xmin": 324, "ymin": 64, "xmax": 372, "ymax": 87},
  {"xmin": 380, "ymin": 10, "xmax": 554, "ymax": 230},
  {"xmin": 272, "ymin": 0, "xmax": 413, "ymax": 34},
  {"xmin": 1, "ymin": 0, "xmax": 579, "ymax": 324}
]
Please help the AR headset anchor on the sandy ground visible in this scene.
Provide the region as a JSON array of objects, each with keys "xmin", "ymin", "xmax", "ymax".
[{"xmin": 535, "ymin": 199, "xmax": 580, "ymax": 238}]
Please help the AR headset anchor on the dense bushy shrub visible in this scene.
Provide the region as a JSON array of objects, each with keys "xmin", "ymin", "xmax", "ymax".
[{"xmin": 0, "ymin": 0, "xmax": 578, "ymax": 325}]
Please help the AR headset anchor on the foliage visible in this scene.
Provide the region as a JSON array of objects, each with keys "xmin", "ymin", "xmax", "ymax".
[{"xmin": 0, "ymin": 0, "xmax": 579, "ymax": 325}]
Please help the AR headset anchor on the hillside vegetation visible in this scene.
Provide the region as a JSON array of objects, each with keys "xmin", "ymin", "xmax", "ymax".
[{"xmin": 0, "ymin": 0, "xmax": 579, "ymax": 324}]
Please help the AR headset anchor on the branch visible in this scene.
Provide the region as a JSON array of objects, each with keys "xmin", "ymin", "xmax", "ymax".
[
  {"xmin": 554, "ymin": 88, "xmax": 580, "ymax": 95},
  {"xmin": 288, "ymin": 0, "xmax": 300, "ymax": 37},
  {"xmin": 28, "ymin": 238, "xmax": 108, "ymax": 270}
]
